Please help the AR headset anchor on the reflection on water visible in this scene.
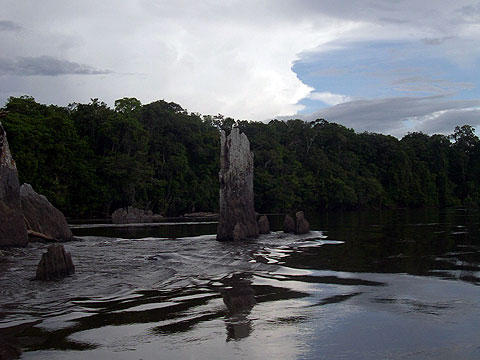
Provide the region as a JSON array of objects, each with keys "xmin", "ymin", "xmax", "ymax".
[
  {"xmin": 221, "ymin": 273, "xmax": 255, "ymax": 341},
  {"xmin": 0, "ymin": 209, "xmax": 479, "ymax": 359}
]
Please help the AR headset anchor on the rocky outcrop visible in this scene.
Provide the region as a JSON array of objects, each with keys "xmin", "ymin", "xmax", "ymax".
[
  {"xmin": 257, "ymin": 215, "xmax": 270, "ymax": 234},
  {"xmin": 20, "ymin": 184, "xmax": 74, "ymax": 242},
  {"xmin": 295, "ymin": 211, "xmax": 310, "ymax": 234},
  {"xmin": 283, "ymin": 214, "xmax": 295, "ymax": 233},
  {"xmin": 0, "ymin": 120, "xmax": 28, "ymax": 248},
  {"xmin": 34, "ymin": 244, "xmax": 75, "ymax": 281},
  {"xmin": 217, "ymin": 128, "xmax": 258, "ymax": 241},
  {"xmin": 111, "ymin": 206, "xmax": 162, "ymax": 224}
]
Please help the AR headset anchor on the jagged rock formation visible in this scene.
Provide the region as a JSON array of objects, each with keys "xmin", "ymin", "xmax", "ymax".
[
  {"xmin": 0, "ymin": 120, "xmax": 28, "ymax": 247},
  {"xmin": 283, "ymin": 214, "xmax": 295, "ymax": 233},
  {"xmin": 217, "ymin": 128, "xmax": 258, "ymax": 241},
  {"xmin": 257, "ymin": 215, "xmax": 270, "ymax": 234},
  {"xmin": 20, "ymin": 184, "xmax": 74, "ymax": 242},
  {"xmin": 111, "ymin": 206, "xmax": 162, "ymax": 224},
  {"xmin": 295, "ymin": 211, "xmax": 310, "ymax": 234},
  {"xmin": 34, "ymin": 244, "xmax": 75, "ymax": 281}
]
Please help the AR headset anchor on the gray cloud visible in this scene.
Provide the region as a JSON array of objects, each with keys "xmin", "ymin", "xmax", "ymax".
[
  {"xmin": 456, "ymin": 2, "xmax": 480, "ymax": 22},
  {"xmin": 378, "ymin": 17, "xmax": 410, "ymax": 25},
  {"xmin": 419, "ymin": 108, "xmax": 480, "ymax": 134},
  {"xmin": 0, "ymin": 56, "xmax": 112, "ymax": 76},
  {"xmin": 0, "ymin": 20, "xmax": 22, "ymax": 32},
  {"xmin": 269, "ymin": 0, "xmax": 476, "ymax": 33},
  {"xmin": 391, "ymin": 76, "xmax": 474, "ymax": 94},
  {"xmin": 282, "ymin": 96, "xmax": 480, "ymax": 137},
  {"xmin": 421, "ymin": 36, "xmax": 455, "ymax": 45}
]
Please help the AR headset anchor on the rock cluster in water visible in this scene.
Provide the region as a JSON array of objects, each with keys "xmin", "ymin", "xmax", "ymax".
[
  {"xmin": 0, "ymin": 119, "xmax": 28, "ymax": 248},
  {"xmin": 283, "ymin": 214, "xmax": 295, "ymax": 233},
  {"xmin": 35, "ymin": 244, "xmax": 75, "ymax": 281},
  {"xmin": 284, "ymin": 211, "xmax": 310, "ymax": 234},
  {"xmin": 20, "ymin": 184, "xmax": 74, "ymax": 242},
  {"xmin": 295, "ymin": 211, "xmax": 310, "ymax": 234},
  {"xmin": 257, "ymin": 215, "xmax": 270, "ymax": 234},
  {"xmin": 217, "ymin": 128, "xmax": 258, "ymax": 241},
  {"xmin": 111, "ymin": 206, "xmax": 162, "ymax": 224}
]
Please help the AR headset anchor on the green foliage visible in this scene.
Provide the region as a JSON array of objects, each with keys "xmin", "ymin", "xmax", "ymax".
[
  {"xmin": 2, "ymin": 95, "xmax": 479, "ymax": 218},
  {"xmin": 3, "ymin": 96, "xmax": 100, "ymax": 216}
]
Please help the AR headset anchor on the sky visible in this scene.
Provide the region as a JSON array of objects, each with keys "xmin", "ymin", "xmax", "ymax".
[{"xmin": 1, "ymin": 0, "xmax": 479, "ymax": 137}]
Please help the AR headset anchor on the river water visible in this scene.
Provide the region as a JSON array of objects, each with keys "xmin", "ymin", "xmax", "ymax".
[{"xmin": 0, "ymin": 209, "xmax": 479, "ymax": 359}]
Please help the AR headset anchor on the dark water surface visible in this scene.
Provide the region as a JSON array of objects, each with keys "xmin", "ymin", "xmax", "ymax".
[{"xmin": 0, "ymin": 209, "xmax": 479, "ymax": 359}]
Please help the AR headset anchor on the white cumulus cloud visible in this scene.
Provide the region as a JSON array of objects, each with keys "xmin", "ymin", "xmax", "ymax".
[
  {"xmin": 0, "ymin": 0, "xmax": 360, "ymax": 120},
  {"xmin": 308, "ymin": 91, "xmax": 353, "ymax": 106}
]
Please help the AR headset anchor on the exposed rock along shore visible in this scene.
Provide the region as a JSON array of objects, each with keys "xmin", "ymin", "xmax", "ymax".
[
  {"xmin": 21, "ymin": 184, "xmax": 74, "ymax": 242},
  {"xmin": 1, "ymin": 118, "xmax": 74, "ymax": 248},
  {"xmin": 111, "ymin": 206, "xmax": 162, "ymax": 224},
  {"xmin": 0, "ymin": 120, "xmax": 28, "ymax": 247}
]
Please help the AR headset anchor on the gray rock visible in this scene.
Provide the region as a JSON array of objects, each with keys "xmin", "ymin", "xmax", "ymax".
[
  {"xmin": 283, "ymin": 214, "xmax": 295, "ymax": 233},
  {"xmin": 257, "ymin": 215, "xmax": 270, "ymax": 234},
  {"xmin": 295, "ymin": 211, "xmax": 310, "ymax": 234},
  {"xmin": 217, "ymin": 128, "xmax": 258, "ymax": 241},
  {"xmin": 111, "ymin": 207, "xmax": 127, "ymax": 221},
  {"xmin": 0, "ymin": 121, "xmax": 28, "ymax": 248},
  {"xmin": 34, "ymin": 244, "xmax": 75, "ymax": 281},
  {"xmin": 111, "ymin": 206, "xmax": 161, "ymax": 224},
  {"xmin": 20, "ymin": 184, "xmax": 74, "ymax": 242}
]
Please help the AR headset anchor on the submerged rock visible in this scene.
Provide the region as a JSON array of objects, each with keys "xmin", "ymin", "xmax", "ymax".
[
  {"xmin": 0, "ymin": 120, "xmax": 28, "ymax": 248},
  {"xmin": 295, "ymin": 211, "xmax": 310, "ymax": 234},
  {"xmin": 283, "ymin": 214, "xmax": 295, "ymax": 233},
  {"xmin": 20, "ymin": 184, "xmax": 74, "ymax": 242},
  {"xmin": 34, "ymin": 244, "xmax": 75, "ymax": 281},
  {"xmin": 217, "ymin": 128, "xmax": 258, "ymax": 241},
  {"xmin": 257, "ymin": 215, "xmax": 270, "ymax": 234},
  {"xmin": 111, "ymin": 206, "xmax": 162, "ymax": 224}
]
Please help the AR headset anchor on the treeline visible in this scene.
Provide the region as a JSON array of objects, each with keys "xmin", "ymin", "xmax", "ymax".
[{"xmin": 2, "ymin": 96, "xmax": 479, "ymax": 218}]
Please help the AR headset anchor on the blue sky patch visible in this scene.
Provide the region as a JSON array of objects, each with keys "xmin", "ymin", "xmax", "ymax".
[{"xmin": 293, "ymin": 40, "xmax": 478, "ymax": 114}]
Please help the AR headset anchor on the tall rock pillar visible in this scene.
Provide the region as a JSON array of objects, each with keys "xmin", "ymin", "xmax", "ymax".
[
  {"xmin": 0, "ymin": 118, "xmax": 28, "ymax": 247},
  {"xmin": 217, "ymin": 128, "xmax": 258, "ymax": 241}
]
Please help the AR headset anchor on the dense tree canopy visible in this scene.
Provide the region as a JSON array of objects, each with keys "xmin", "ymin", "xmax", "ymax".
[{"xmin": 2, "ymin": 96, "xmax": 479, "ymax": 218}]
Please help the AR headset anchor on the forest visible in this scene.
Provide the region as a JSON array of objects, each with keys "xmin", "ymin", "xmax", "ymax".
[{"xmin": 1, "ymin": 95, "xmax": 479, "ymax": 218}]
